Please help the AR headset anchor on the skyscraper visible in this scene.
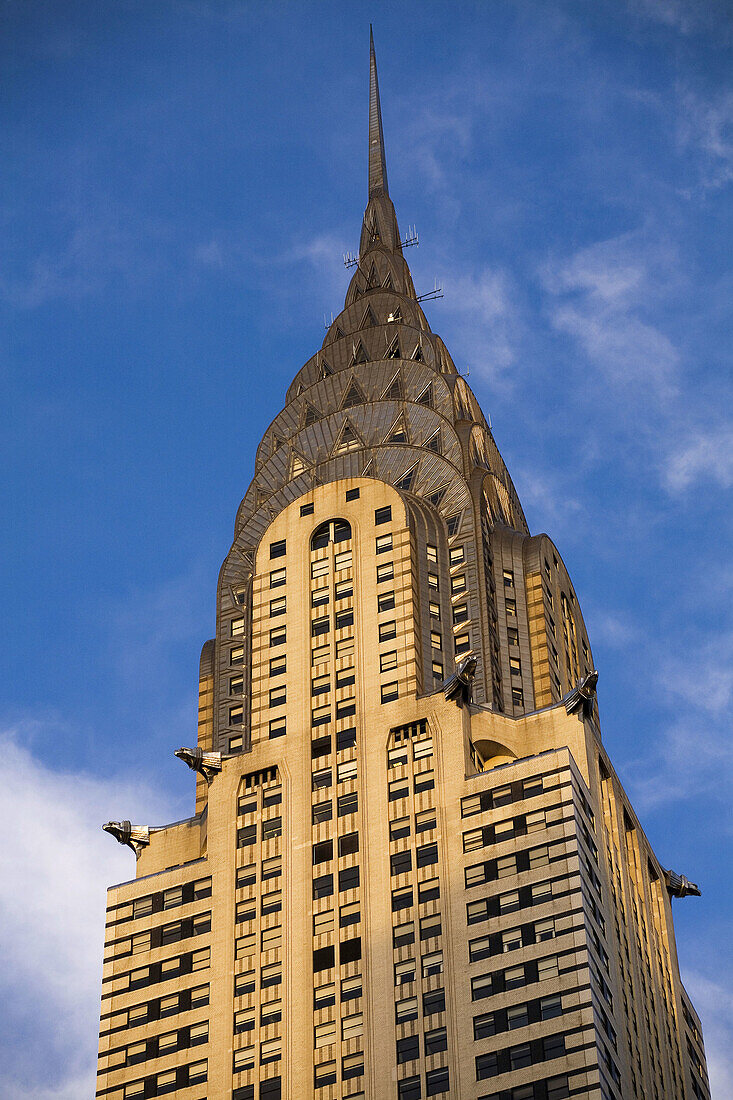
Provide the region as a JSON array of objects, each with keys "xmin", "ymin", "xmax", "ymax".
[{"xmin": 97, "ymin": 32, "xmax": 710, "ymax": 1100}]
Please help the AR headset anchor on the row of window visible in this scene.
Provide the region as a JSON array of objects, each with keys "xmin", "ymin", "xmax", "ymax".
[
  {"xmin": 122, "ymin": 1059, "xmax": 207, "ymax": 1097},
  {"xmin": 112, "ymin": 878, "xmax": 211, "ymax": 925},
  {"xmin": 112, "ymin": 1021, "xmax": 208, "ymax": 1069},
  {"xmin": 461, "ymin": 774, "xmax": 544, "ymax": 817},
  {"xmin": 114, "ymin": 912, "xmax": 211, "ymax": 957},
  {"xmin": 464, "ymin": 843, "xmax": 555, "ymax": 889},
  {"xmin": 111, "ymin": 947, "xmax": 210, "ymax": 994},
  {"xmin": 476, "ymin": 1031, "xmax": 567, "ymax": 1080},
  {"xmin": 397, "ymin": 1066, "xmax": 450, "ymax": 1098},
  {"xmin": 462, "ymin": 805, "xmax": 563, "ymax": 852},
  {"xmin": 102, "ymin": 984, "xmax": 209, "ymax": 1034},
  {"xmin": 468, "ymin": 915, "xmax": 561, "ymax": 962}
]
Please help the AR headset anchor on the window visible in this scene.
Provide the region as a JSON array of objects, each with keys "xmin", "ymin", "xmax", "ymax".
[
  {"xmin": 381, "ymin": 682, "xmax": 399, "ymax": 703},
  {"xmin": 463, "ymin": 828, "xmax": 484, "ymax": 853},
  {"xmin": 451, "ymin": 574, "xmax": 466, "ymax": 594},
  {"xmin": 510, "ymin": 1043, "xmax": 532, "ymax": 1069},
  {"xmin": 269, "ymin": 596, "xmax": 286, "ymax": 616},
  {"xmin": 378, "ymin": 591, "xmax": 396, "ymax": 612},
  {"xmin": 338, "ymin": 831, "xmax": 359, "ymax": 856},
  {"xmin": 473, "ymin": 1011, "xmax": 497, "ymax": 1039},
  {"xmin": 234, "ymin": 970, "xmax": 255, "ymax": 996},
  {"xmin": 269, "ymin": 655, "xmax": 286, "ymax": 676},
  {"xmin": 502, "ymin": 927, "xmax": 522, "ymax": 953},
  {"xmin": 476, "ymin": 1051, "xmax": 499, "ymax": 1079},
  {"xmin": 414, "ymin": 771, "xmax": 435, "ymax": 794},
  {"xmin": 512, "ymin": 686, "xmax": 524, "ymax": 707},
  {"xmin": 312, "ymin": 587, "xmax": 329, "ymax": 608},
  {"xmin": 231, "ymin": 618, "xmax": 245, "ymax": 637},
  {"xmin": 499, "ymin": 889, "xmax": 521, "ymax": 914},
  {"xmin": 231, "ymin": 645, "xmax": 245, "ymax": 665},
  {"xmin": 313, "ymin": 910, "xmax": 333, "ymax": 936},
  {"xmin": 311, "ymin": 559, "xmax": 329, "ymax": 579},
  {"xmin": 510, "ymin": 656, "xmax": 521, "ymax": 677},
  {"xmin": 534, "ymin": 917, "xmax": 556, "ymax": 943},
  {"xmin": 416, "ymin": 842, "xmax": 438, "ymax": 867},
  {"xmin": 397, "ymin": 1035, "xmax": 420, "ymax": 1063},
  {"xmin": 432, "ymin": 661, "xmax": 443, "ymax": 680},
  {"xmin": 338, "ymin": 792, "xmax": 358, "ymax": 816},
  {"xmin": 449, "ymin": 546, "xmax": 465, "ymax": 566},
  {"xmin": 270, "ymin": 539, "xmax": 286, "ymax": 559},
  {"xmin": 398, "ymin": 1077, "xmax": 421, "ymax": 1100},
  {"xmin": 312, "ymin": 704, "xmax": 331, "ymax": 728},
  {"xmin": 375, "ymin": 506, "xmax": 392, "ymax": 525},
  {"xmin": 428, "ymin": 572, "xmax": 440, "ymax": 590},
  {"xmin": 335, "ymin": 579, "xmax": 353, "ymax": 600},
  {"xmin": 339, "ymin": 866, "xmax": 360, "ymax": 892},
  {"xmin": 504, "ymin": 964, "xmax": 526, "ymax": 989},
  {"xmin": 377, "ymin": 561, "xmax": 394, "ymax": 582},
  {"xmin": 312, "ymin": 644, "xmax": 329, "ymax": 666},
  {"xmin": 469, "ymin": 935, "xmax": 491, "ymax": 962},
  {"xmin": 452, "ymin": 603, "xmax": 469, "ymax": 624},
  {"xmin": 392, "ymin": 887, "xmax": 413, "ymax": 912},
  {"xmin": 313, "ymin": 839, "xmax": 333, "ymax": 865},
  {"xmin": 423, "ymin": 988, "xmax": 445, "ymax": 1016},
  {"xmin": 420, "ymin": 913, "xmax": 442, "ymax": 940},
  {"xmin": 230, "ymin": 675, "xmax": 244, "ymax": 695},
  {"xmin": 413, "ymin": 737, "xmax": 433, "ymax": 760},
  {"xmin": 466, "ymin": 899, "xmax": 489, "ymax": 925},
  {"xmin": 314, "ymin": 1061, "xmax": 337, "ymax": 1088},
  {"xmin": 314, "ymin": 1020, "xmax": 337, "ymax": 1048},
  {"xmin": 395, "ymin": 996, "xmax": 419, "ymax": 1023},
  {"xmin": 508, "ymin": 1003, "xmax": 529, "ymax": 1029},
  {"xmin": 340, "ymin": 901, "xmax": 360, "ymax": 928},
  {"xmin": 395, "ymin": 958, "xmax": 416, "ymax": 985},
  {"xmin": 540, "ymin": 993, "xmax": 563, "ymax": 1020},
  {"xmin": 379, "ymin": 620, "xmax": 397, "ymax": 641},
  {"xmin": 312, "ymin": 767, "xmax": 332, "ymax": 789},
  {"xmin": 335, "ymin": 549, "xmax": 352, "ymax": 570},
  {"xmin": 312, "ymin": 616, "xmax": 330, "ymax": 637},
  {"xmin": 300, "ymin": 502, "xmax": 314, "ymax": 516},
  {"xmin": 380, "ymin": 650, "xmax": 398, "ymax": 672},
  {"xmin": 429, "ymin": 601, "xmax": 441, "ymax": 619},
  {"xmin": 391, "ymin": 850, "xmax": 412, "ymax": 876},
  {"xmin": 522, "ymin": 775, "xmax": 543, "ymax": 797},
  {"xmin": 415, "ymin": 808, "xmax": 436, "ymax": 832},
  {"xmin": 425, "ymin": 1026, "xmax": 447, "ymax": 1056},
  {"xmin": 269, "ymin": 685, "xmax": 286, "ymax": 707},
  {"xmin": 335, "ymin": 609, "xmax": 354, "ymax": 630},
  {"xmin": 426, "ymin": 1067, "xmax": 449, "ymax": 1096},
  {"xmin": 338, "ymin": 760, "xmax": 357, "ymax": 783},
  {"xmin": 454, "ymin": 634, "xmax": 471, "ymax": 655},
  {"xmin": 345, "ymin": 487, "xmax": 360, "ymax": 501},
  {"xmin": 503, "ymin": 568, "xmax": 514, "ymax": 587},
  {"xmin": 312, "ymin": 800, "xmax": 332, "ymax": 823},
  {"xmin": 497, "ymin": 854, "xmax": 515, "ymax": 878},
  {"xmin": 376, "ymin": 534, "xmax": 393, "ymax": 554},
  {"xmin": 393, "ymin": 920, "xmax": 415, "ymax": 948},
  {"xmin": 430, "ymin": 630, "xmax": 442, "ymax": 650},
  {"xmin": 422, "ymin": 951, "xmax": 443, "ymax": 978},
  {"xmin": 341, "ymin": 973, "xmax": 362, "ymax": 1001},
  {"xmin": 547, "ymin": 1077, "xmax": 570, "ymax": 1100},
  {"xmin": 229, "ymin": 705, "xmax": 243, "ymax": 725},
  {"xmin": 261, "ymin": 963, "xmax": 281, "ymax": 987},
  {"xmin": 418, "ymin": 877, "xmax": 440, "ymax": 904},
  {"xmin": 531, "ymin": 880, "xmax": 552, "ymax": 904},
  {"xmin": 269, "ymin": 717, "xmax": 286, "ymax": 739},
  {"xmin": 529, "ymin": 845, "xmax": 550, "ymax": 869},
  {"xmin": 537, "ymin": 956, "xmax": 558, "ymax": 981},
  {"xmin": 162, "ymin": 886, "xmax": 183, "ymax": 910},
  {"xmin": 191, "ymin": 947, "xmax": 210, "ymax": 971},
  {"xmin": 270, "ymin": 626, "xmax": 286, "ymax": 647},
  {"xmin": 314, "ymin": 982, "xmax": 335, "ymax": 1010},
  {"xmin": 313, "ymin": 875, "xmax": 334, "ymax": 900}
]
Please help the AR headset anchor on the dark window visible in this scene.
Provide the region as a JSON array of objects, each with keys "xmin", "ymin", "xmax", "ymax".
[
  {"xmin": 417, "ymin": 842, "xmax": 439, "ymax": 868},
  {"xmin": 313, "ymin": 945, "xmax": 335, "ymax": 972},
  {"xmin": 378, "ymin": 591, "xmax": 396, "ymax": 611},
  {"xmin": 423, "ymin": 989, "xmax": 445, "ymax": 1016},
  {"xmin": 375, "ymin": 506, "xmax": 392, "ymax": 525},
  {"xmin": 261, "ymin": 817, "xmax": 281, "ymax": 840},
  {"xmin": 414, "ymin": 772, "xmax": 435, "ymax": 794},
  {"xmin": 540, "ymin": 994, "xmax": 563, "ymax": 1020},
  {"xmin": 336, "ymin": 700, "xmax": 356, "ymax": 719},
  {"xmin": 339, "ymin": 866, "xmax": 360, "ymax": 892},
  {"xmin": 270, "ymin": 540, "xmax": 286, "ymax": 559},
  {"xmin": 509, "ymin": 1043, "xmax": 532, "ymax": 1069},
  {"xmin": 311, "ymin": 519, "xmax": 352, "ymax": 550},
  {"xmin": 313, "ymin": 840, "xmax": 333, "ymax": 865},
  {"xmin": 345, "ymin": 488, "xmax": 360, "ymax": 501},
  {"xmin": 338, "ymin": 832, "xmax": 359, "ymax": 857},
  {"xmin": 335, "ymin": 609, "xmax": 354, "ymax": 630},
  {"xmin": 390, "ymin": 818, "xmax": 410, "ymax": 840},
  {"xmin": 476, "ymin": 1052, "xmax": 499, "ymax": 1079},
  {"xmin": 543, "ymin": 1033, "xmax": 566, "ymax": 1060},
  {"xmin": 311, "ymin": 735, "xmax": 331, "ymax": 758},
  {"xmin": 338, "ymin": 792, "xmax": 358, "ymax": 816},
  {"xmin": 426, "ymin": 1066, "xmax": 449, "ymax": 1095},
  {"xmin": 473, "ymin": 1011, "xmax": 498, "ymax": 1040},
  {"xmin": 270, "ymin": 626, "xmax": 286, "ymax": 646},
  {"xmin": 392, "ymin": 887, "xmax": 413, "ymax": 911},
  {"xmin": 233, "ymin": 1087, "xmax": 255, "ymax": 1100},
  {"xmin": 300, "ymin": 502, "xmax": 314, "ymax": 516},
  {"xmin": 312, "ymin": 801, "xmax": 332, "ymax": 824},
  {"xmin": 418, "ymin": 879, "xmax": 440, "ymax": 904},
  {"xmin": 260, "ymin": 1077, "xmax": 281, "ymax": 1100},
  {"xmin": 425, "ymin": 1027, "xmax": 447, "ymax": 1056},
  {"xmin": 340, "ymin": 936, "xmax": 362, "ymax": 963},
  {"xmin": 398, "ymin": 1078, "xmax": 421, "ymax": 1100},
  {"xmin": 312, "ymin": 616, "xmax": 330, "ymax": 637},
  {"xmin": 379, "ymin": 620, "xmax": 397, "ymax": 641},
  {"xmin": 234, "ymin": 973, "xmax": 255, "ymax": 996},
  {"xmin": 337, "ymin": 727, "xmax": 357, "ymax": 752},
  {"xmin": 237, "ymin": 825, "xmax": 257, "ymax": 847},
  {"xmin": 397, "ymin": 1035, "xmax": 420, "ymax": 1063},
  {"xmin": 391, "ymin": 851, "xmax": 412, "ymax": 876},
  {"xmin": 313, "ymin": 875, "xmax": 333, "ymax": 899}
]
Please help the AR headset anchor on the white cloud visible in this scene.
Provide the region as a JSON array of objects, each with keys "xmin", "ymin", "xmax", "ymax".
[
  {"xmin": 542, "ymin": 232, "xmax": 680, "ymax": 399},
  {"xmin": 0, "ymin": 727, "xmax": 184, "ymax": 1099},
  {"xmin": 665, "ymin": 424, "xmax": 733, "ymax": 491},
  {"xmin": 678, "ymin": 89, "xmax": 733, "ymax": 193},
  {"xmin": 439, "ymin": 265, "xmax": 520, "ymax": 385},
  {"xmin": 682, "ymin": 970, "xmax": 733, "ymax": 1099}
]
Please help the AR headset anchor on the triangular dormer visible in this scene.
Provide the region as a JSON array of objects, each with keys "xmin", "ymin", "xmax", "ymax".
[
  {"xmin": 387, "ymin": 306, "xmax": 402, "ymax": 323},
  {"xmin": 425, "ymin": 428, "xmax": 442, "ymax": 454},
  {"xmin": 360, "ymin": 305, "xmax": 378, "ymax": 328},
  {"xmin": 335, "ymin": 326, "xmax": 346, "ymax": 340},
  {"xmin": 412, "ymin": 342, "xmax": 424, "ymax": 362},
  {"xmin": 341, "ymin": 376, "xmax": 367, "ymax": 409},
  {"xmin": 271, "ymin": 434, "xmax": 283, "ymax": 454},
  {"xmin": 302, "ymin": 402, "xmax": 321, "ymax": 427},
  {"xmin": 383, "ymin": 414, "xmax": 410, "ymax": 445},
  {"xmin": 382, "ymin": 272, "xmax": 394, "ymax": 289},
  {"xmin": 384, "ymin": 334, "xmax": 400, "ymax": 359},
  {"xmin": 446, "ymin": 513, "xmax": 462, "ymax": 537},
  {"xmin": 319, "ymin": 359, "xmax": 334, "ymax": 379},
  {"xmin": 428, "ymin": 486, "xmax": 447, "ymax": 508},
  {"xmin": 331, "ymin": 418, "xmax": 363, "ymax": 455},
  {"xmin": 361, "ymin": 457, "xmax": 375, "ymax": 477},
  {"xmin": 417, "ymin": 382, "xmax": 434, "ymax": 408},
  {"xmin": 381, "ymin": 371, "xmax": 404, "ymax": 401},
  {"xmin": 367, "ymin": 261, "xmax": 379, "ymax": 288},
  {"xmin": 394, "ymin": 462, "xmax": 418, "ymax": 492},
  {"xmin": 289, "ymin": 449, "xmax": 311, "ymax": 479},
  {"xmin": 350, "ymin": 340, "xmax": 369, "ymax": 367}
]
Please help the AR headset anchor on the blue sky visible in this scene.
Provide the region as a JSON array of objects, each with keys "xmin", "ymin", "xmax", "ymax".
[{"xmin": 1, "ymin": 1, "xmax": 732, "ymax": 1095}]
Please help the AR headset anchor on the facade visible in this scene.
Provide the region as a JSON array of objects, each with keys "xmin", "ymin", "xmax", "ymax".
[{"xmin": 97, "ymin": 34, "xmax": 710, "ymax": 1100}]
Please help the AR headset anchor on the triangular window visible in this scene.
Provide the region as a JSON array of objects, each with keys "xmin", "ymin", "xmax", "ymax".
[
  {"xmin": 271, "ymin": 435, "xmax": 282, "ymax": 453},
  {"xmin": 395, "ymin": 463, "xmax": 418, "ymax": 492},
  {"xmin": 417, "ymin": 383, "xmax": 434, "ymax": 408},
  {"xmin": 412, "ymin": 342, "xmax": 425, "ymax": 362},
  {"xmin": 289, "ymin": 450, "xmax": 310, "ymax": 478},
  {"xmin": 384, "ymin": 414, "xmax": 409, "ymax": 445},
  {"xmin": 381, "ymin": 371, "xmax": 404, "ymax": 401},
  {"xmin": 332, "ymin": 419, "xmax": 362, "ymax": 455},
  {"xmin": 303, "ymin": 403, "xmax": 320, "ymax": 427},
  {"xmin": 360, "ymin": 306, "xmax": 377, "ymax": 328},
  {"xmin": 446, "ymin": 514, "xmax": 462, "ymax": 537},
  {"xmin": 361, "ymin": 458, "xmax": 374, "ymax": 477},
  {"xmin": 350, "ymin": 340, "xmax": 369, "ymax": 366},
  {"xmin": 295, "ymin": 383, "xmax": 304, "ymax": 396},
  {"xmin": 382, "ymin": 272, "xmax": 394, "ymax": 289},
  {"xmin": 387, "ymin": 306, "xmax": 402, "ymax": 323},
  {"xmin": 319, "ymin": 359, "xmax": 333, "ymax": 378},
  {"xmin": 425, "ymin": 428, "xmax": 442, "ymax": 454},
  {"xmin": 367, "ymin": 262, "xmax": 379, "ymax": 288},
  {"xmin": 341, "ymin": 377, "xmax": 366, "ymax": 409},
  {"xmin": 335, "ymin": 326, "xmax": 345, "ymax": 340},
  {"xmin": 428, "ymin": 487, "xmax": 446, "ymax": 508},
  {"xmin": 384, "ymin": 334, "xmax": 401, "ymax": 359}
]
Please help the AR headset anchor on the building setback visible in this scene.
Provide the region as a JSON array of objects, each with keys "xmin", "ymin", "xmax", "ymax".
[{"xmin": 97, "ymin": 32, "xmax": 710, "ymax": 1100}]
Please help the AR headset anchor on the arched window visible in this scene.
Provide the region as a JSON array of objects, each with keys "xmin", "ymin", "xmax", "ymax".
[{"xmin": 310, "ymin": 519, "xmax": 352, "ymax": 551}]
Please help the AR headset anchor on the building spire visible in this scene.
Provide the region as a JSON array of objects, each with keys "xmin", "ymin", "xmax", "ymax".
[{"xmin": 369, "ymin": 27, "xmax": 389, "ymax": 199}]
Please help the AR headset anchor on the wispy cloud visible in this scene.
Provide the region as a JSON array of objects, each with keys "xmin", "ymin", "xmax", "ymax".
[
  {"xmin": 0, "ymin": 727, "xmax": 184, "ymax": 1099},
  {"xmin": 678, "ymin": 89, "xmax": 733, "ymax": 193},
  {"xmin": 439, "ymin": 265, "xmax": 521, "ymax": 386},
  {"xmin": 665, "ymin": 424, "xmax": 733, "ymax": 491}
]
